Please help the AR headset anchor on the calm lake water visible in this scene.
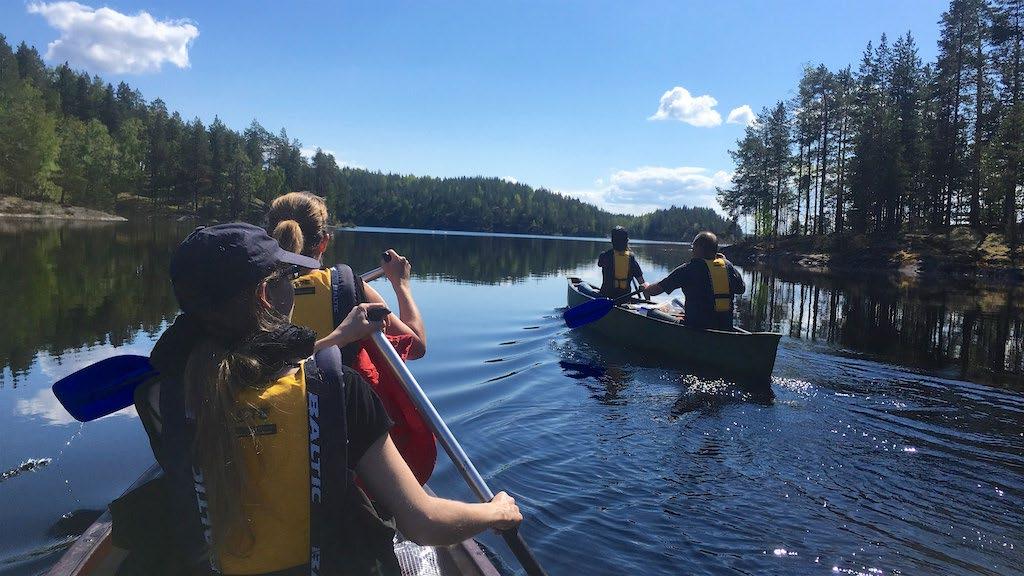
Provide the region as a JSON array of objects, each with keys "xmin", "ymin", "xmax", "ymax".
[{"xmin": 1, "ymin": 221, "xmax": 1022, "ymax": 576}]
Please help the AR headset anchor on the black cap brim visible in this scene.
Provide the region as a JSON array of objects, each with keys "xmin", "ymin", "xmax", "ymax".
[{"xmin": 275, "ymin": 248, "xmax": 322, "ymax": 270}]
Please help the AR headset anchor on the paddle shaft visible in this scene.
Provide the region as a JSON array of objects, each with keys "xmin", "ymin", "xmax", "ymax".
[
  {"xmin": 613, "ymin": 286, "xmax": 647, "ymax": 303},
  {"xmin": 369, "ymin": 330, "xmax": 549, "ymax": 576},
  {"xmin": 361, "ymin": 266, "xmax": 384, "ymax": 282},
  {"xmin": 360, "ymin": 250, "xmax": 393, "ymax": 283}
]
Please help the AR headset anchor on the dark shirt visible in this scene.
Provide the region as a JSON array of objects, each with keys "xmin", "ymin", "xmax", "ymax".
[
  {"xmin": 341, "ymin": 365, "xmax": 394, "ymax": 467},
  {"xmin": 657, "ymin": 258, "xmax": 745, "ymax": 330},
  {"xmin": 597, "ymin": 249, "xmax": 644, "ymax": 297}
]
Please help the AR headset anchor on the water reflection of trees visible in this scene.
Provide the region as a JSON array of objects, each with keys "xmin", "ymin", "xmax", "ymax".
[
  {"xmin": 4, "ymin": 221, "xmax": 1021, "ymax": 390},
  {"xmin": 330, "ymin": 229, "xmax": 604, "ymax": 284},
  {"xmin": 0, "ymin": 220, "xmax": 183, "ymax": 384},
  {"xmin": 736, "ymin": 266, "xmax": 1024, "ymax": 388}
]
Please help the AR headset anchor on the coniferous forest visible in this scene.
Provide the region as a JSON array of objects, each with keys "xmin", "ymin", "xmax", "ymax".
[
  {"xmin": 719, "ymin": 0, "xmax": 1023, "ymax": 244},
  {"xmin": 0, "ymin": 35, "xmax": 735, "ymax": 241}
]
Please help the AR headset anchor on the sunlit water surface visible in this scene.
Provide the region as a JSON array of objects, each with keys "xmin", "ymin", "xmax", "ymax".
[{"xmin": 1, "ymin": 222, "xmax": 1021, "ymax": 575}]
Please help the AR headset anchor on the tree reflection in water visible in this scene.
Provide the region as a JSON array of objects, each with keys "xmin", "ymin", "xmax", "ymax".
[
  {"xmin": 736, "ymin": 266, "xmax": 1024, "ymax": 388},
  {"xmin": 0, "ymin": 219, "xmax": 183, "ymax": 385}
]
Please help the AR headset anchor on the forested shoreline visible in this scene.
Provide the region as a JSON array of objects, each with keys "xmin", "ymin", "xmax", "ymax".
[
  {"xmin": 719, "ymin": 0, "xmax": 1023, "ymax": 250},
  {"xmin": 0, "ymin": 35, "xmax": 736, "ymax": 241}
]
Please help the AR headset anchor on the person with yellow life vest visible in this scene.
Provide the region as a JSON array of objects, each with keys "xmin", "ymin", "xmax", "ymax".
[
  {"xmin": 643, "ymin": 231, "xmax": 745, "ymax": 330},
  {"xmin": 597, "ymin": 226, "xmax": 647, "ymax": 298},
  {"xmin": 147, "ymin": 223, "xmax": 521, "ymax": 576},
  {"xmin": 266, "ymin": 192, "xmax": 436, "ymax": 485}
]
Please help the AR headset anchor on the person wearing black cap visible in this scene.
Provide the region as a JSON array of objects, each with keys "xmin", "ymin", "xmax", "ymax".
[
  {"xmin": 597, "ymin": 226, "xmax": 646, "ymax": 298},
  {"xmin": 146, "ymin": 223, "xmax": 522, "ymax": 575}
]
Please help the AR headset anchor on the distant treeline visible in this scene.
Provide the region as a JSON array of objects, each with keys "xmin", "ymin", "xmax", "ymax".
[
  {"xmin": 0, "ymin": 35, "xmax": 737, "ymax": 241},
  {"xmin": 719, "ymin": 0, "xmax": 1023, "ymax": 242}
]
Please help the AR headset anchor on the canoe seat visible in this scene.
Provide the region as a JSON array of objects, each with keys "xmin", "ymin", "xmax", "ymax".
[
  {"xmin": 647, "ymin": 309, "xmax": 682, "ymax": 324},
  {"xmin": 576, "ymin": 282, "xmax": 601, "ymax": 298}
]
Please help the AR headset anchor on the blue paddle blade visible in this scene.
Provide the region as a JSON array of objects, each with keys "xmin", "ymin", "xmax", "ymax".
[
  {"xmin": 562, "ymin": 297, "xmax": 615, "ymax": 329},
  {"xmin": 52, "ymin": 355, "xmax": 156, "ymax": 422}
]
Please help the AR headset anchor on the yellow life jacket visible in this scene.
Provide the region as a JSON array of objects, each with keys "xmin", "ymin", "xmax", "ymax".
[
  {"xmin": 218, "ymin": 366, "xmax": 311, "ymax": 574},
  {"xmin": 613, "ymin": 250, "xmax": 632, "ymax": 291},
  {"xmin": 703, "ymin": 257, "xmax": 732, "ymax": 313},
  {"xmin": 291, "ymin": 269, "xmax": 335, "ymax": 339}
]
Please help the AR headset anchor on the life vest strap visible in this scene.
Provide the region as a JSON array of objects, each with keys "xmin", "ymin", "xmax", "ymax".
[
  {"xmin": 329, "ymin": 265, "xmax": 362, "ymax": 365},
  {"xmin": 305, "ymin": 346, "xmax": 347, "ymax": 576}
]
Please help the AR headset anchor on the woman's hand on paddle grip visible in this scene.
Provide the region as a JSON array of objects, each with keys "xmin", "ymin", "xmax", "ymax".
[
  {"xmin": 489, "ymin": 491, "xmax": 523, "ymax": 531},
  {"xmin": 383, "ymin": 249, "xmax": 411, "ymax": 285},
  {"xmin": 325, "ymin": 303, "xmax": 388, "ymax": 348}
]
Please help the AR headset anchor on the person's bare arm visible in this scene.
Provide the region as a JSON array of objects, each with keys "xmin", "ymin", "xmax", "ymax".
[
  {"xmin": 361, "ymin": 250, "xmax": 426, "ymax": 359},
  {"xmin": 313, "ymin": 303, "xmax": 388, "ymax": 352},
  {"xmin": 364, "ymin": 282, "xmax": 426, "ymax": 360},
  {"xmin": 356, "ymin": 434, "xmax": 521, "ymax": 546},
  {"xmin": 644, "ymin": 282, "xmax": 665, "ymax": 299}
]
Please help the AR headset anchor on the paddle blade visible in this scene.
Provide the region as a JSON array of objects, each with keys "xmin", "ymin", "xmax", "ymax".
[
  {"xmin": 52, "ymin": 355, "xmax": 156, "ymax": 422},
  {"xmin": 562, "ymin": 297, "xmax": 615, "ymax": 328}
]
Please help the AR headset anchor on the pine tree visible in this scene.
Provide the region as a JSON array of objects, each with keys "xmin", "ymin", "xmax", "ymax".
[
  {"xmin": 0, "ymin": 35, "xmax": 18, "ymax": 89},
  {"xmin": 991, "ymin": 0, "xmax": 1023, "ymax": 243}
]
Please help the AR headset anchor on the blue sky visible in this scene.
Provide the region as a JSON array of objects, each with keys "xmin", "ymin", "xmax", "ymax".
[{"xmin": 3, "ymin": 1, "xmax": 947, "ymax": 215}]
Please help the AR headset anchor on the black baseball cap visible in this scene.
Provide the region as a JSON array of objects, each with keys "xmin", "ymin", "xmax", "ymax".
[{"xmin": 170, "ymin": 223, "xmax": 321, "ymax": 313}]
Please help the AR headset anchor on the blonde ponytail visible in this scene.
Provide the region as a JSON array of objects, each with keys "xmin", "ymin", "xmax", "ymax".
[
  {"xmin": 272, "ymin": 219, "xmax": 304, "ymax": 254},
  {"xmin": 267, "ymin": 192, "xmax": 329, "ymax": 258}
]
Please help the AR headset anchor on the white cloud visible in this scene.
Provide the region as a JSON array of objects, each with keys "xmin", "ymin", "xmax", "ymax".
[
  {"xmin": 500, "ymin": 176, "xmax": 518, "ymax": 184},
  {"xmin": 559, "ymin": 166, "xmax": 733, "ymax": 216},
  {"xmin": 727, "ymin": 105, "xmax": 756, "ymax": 126},
  {"xmin": 300, "ymin": 147, "xmax": 364, "ymax": 169},
  {"xmin": 648, "ymin": 86, "xmax": 722, "ymax": 127},
  {"xmin": 300, "ymin": 146, "xmax": 338, "ymax": 160},
  {"xmin": 27, "ymin": 2, "xmax": 199, "ymax": 74}
]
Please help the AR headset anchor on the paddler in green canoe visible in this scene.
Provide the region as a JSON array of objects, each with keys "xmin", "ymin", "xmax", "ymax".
[
  {"xmin": 597, "ymin": 226, "xmax": 647, "ymax": 298},
  {"xmin": 644, "ymin": 231, "xmax": 745, "ymax": 330}
]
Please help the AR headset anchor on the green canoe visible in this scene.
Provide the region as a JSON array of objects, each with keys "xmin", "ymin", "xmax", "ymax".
[{"xmin": 566, "ymin": 277, "xmax": 782, "ymax": 382}]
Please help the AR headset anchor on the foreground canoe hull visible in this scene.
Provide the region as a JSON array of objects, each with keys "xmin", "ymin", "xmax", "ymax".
[
  {"xmin": 567, "ymin": 277, "xmax": 781, "ymax": 382},
  {"xmin": 46, "ymin": 465, "xmax": 500, "ymax": 576}
]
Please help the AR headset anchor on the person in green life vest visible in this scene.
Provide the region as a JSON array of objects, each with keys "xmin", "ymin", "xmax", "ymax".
[
  {"xmin": 598, "ymin": 226, "xmax": 647, "ymax": 298},
  {"xmin": 643, "ymin": 231, "xmax": 745, "ymax": 330}
]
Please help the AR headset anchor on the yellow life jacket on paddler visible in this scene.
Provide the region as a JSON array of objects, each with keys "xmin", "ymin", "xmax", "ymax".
[
  {"xmin": 292, "ymin": 268, "xmax": 347, "ymax": 339},
  {"xmin": 613, "ymin": 250, "xmax": 633, "ymax": 291},
  {"xmin": 703, "ymin": 257, "xmax": 732, "ymax": 313},
  {"xmin": 174, "ymin": 346, "xmax": 400, "ymax": 576},
  {"xmin": 291, "ymin": 265, "xmax": 363, "ymax": 362},
  {"xmin": 215, "ymin": 365, "xmax": 312, "ymax": 574},
  {"xmin": 291, "ymin": 264, "xmax": 438, "ymax": 486}
]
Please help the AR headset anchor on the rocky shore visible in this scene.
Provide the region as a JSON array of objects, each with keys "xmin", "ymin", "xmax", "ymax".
[
  {"xmin": 722, "ymin": 228, "xmax": 1023, "ymax": 283},
  {"xmin": 0, "ymin": 196, "xmax": 125, "ymax": 222}
]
